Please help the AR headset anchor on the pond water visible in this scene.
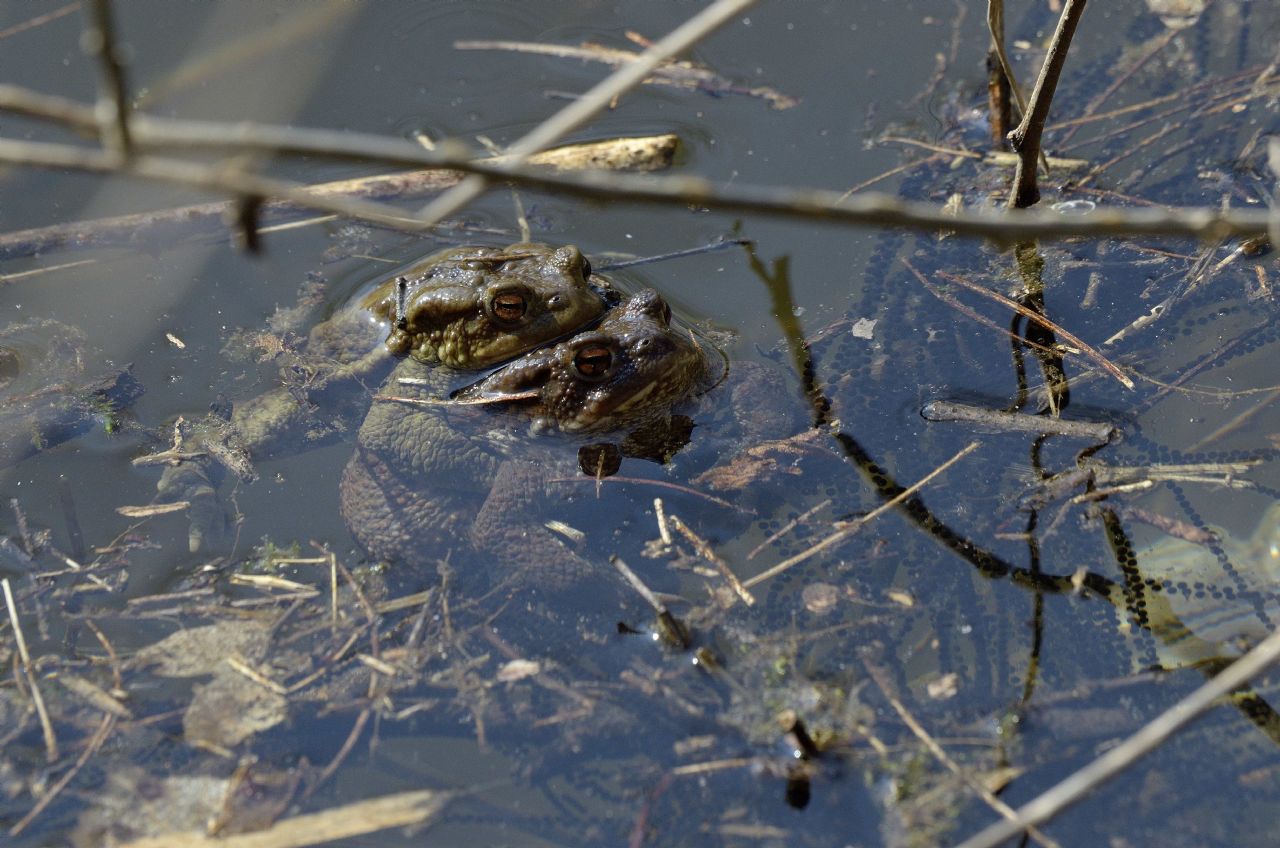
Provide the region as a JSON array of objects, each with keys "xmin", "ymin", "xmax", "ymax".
[{"xmin": 1, "ymin": 1, "xmax": 1279, "ymax": 846}]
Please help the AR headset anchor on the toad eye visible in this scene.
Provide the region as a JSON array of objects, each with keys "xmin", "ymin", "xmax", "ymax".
[
  {"xmin": 489, "ymin": 291, "xmax": 528, "ymax": 324},
  {"xmin": 573, "ymin": 344, "xmax": 613, "ymax": 379}
]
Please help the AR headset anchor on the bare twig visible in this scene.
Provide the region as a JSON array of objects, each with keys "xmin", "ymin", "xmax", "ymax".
[
  {"xmin": 905, "ymin": 257, "xmax": 1070, "ymax": 359},
  {"xmin": 0, "ymin": 138, "xmax": 429, "ymax": 228},
  {"xmin": 953, "ymin": 626, "xmax": 1280, "ymax": 848},
  {"xmin": 747, "ymin": 498, "xmax": 831, "ymax": 560},
  {"xmin": 0, "ymin": 132, "xmax": 676, "ymax": 259},
  {"xmin": 610, "ymin": 555, "xmax": 666, "ymax": 614},
  {"xmin": 0, "ymin": 96, "xmax": 1272, "ymax": 248},
  {"xmin": 0, "ymin": 83, "xmax": 681, "ymax": 173},
  {"xmin": 0, "ymin": 3, "xmax": 77, "ymax": 40},
  {"xmin": 83, "ymin": 618, "xmax": 123, "ymax": 692},
  {"xmin": 1007, "ymin": 0, "xmax": 1088, "ymax": 208},
  {"xmin": 417, "ymin": 0, "xmax": 757, "ymax": 229},
  {"xmin": 1054, "ymin": 26, "xmax": 1177, "ymax": 148},
  {"xmin": 81, "ymin": 0, "xmax": 132, "ymax": 157}
]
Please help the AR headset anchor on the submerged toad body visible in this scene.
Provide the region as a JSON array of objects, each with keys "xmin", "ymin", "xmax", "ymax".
[{"xmin": 340, "ymin": 289, "xmax": 722, "ymax": 587}]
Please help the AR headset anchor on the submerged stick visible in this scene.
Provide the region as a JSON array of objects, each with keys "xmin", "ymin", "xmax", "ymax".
[{"xmin": 921, "ymin": 400, "xmax": 1115, "ymax": 441}]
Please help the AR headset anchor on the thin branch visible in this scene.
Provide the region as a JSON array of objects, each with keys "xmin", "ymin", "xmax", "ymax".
[
  {"xmin": 1007, "ymin": 0, "xmax": 1088, "ymax": 208},
  {"xmin": 668, "ymin": 513, "xmax": 755, "ymax": 606},
  {"xmin": 414, "ymin": 0, "xmax": 757, "ymax": 229},
  {"xmin": 0, "ymin": 83, "xmax": 680, "ymax": 173},
  {"xmin": 81, "ymin": 0, "xmax": 132, "ymax": 158},
  {"xmin": 0, "ymin": 84, "xmax": 1273, "ymax": 247},
  {"xmin": 0, "ymin": 133, "xmax": 677, "ymax": 259},
  {"xmin": 953, "ymin": 626, "xmax": 1280, "ymax": 848},
  {"xmin": 0, "ymin": 138, "xmax": 428, "ymax": 229},
  {"xmin": 0, "ymin": 3, "xmax": 77, "ymax": 40}
]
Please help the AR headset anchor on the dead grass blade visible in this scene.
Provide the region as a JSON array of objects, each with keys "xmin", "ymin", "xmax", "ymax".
[{"xmin": 118, "ymin": 788, "xmax": 453, "ymax": 848}]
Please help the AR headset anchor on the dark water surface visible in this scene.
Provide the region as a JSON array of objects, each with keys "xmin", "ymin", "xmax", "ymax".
[{"xmin": 2, "ymin": 1, "xmax": 1279, "ymax": 845}]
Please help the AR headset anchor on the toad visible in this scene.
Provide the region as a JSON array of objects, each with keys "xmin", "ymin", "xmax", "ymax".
[
  {"xmin": 153, "ymin": 242, "xmax": 609, "ymax": 550},
  {"xmin": 339, "ymin": 288, "xmax": 794, "ymax": 591}
]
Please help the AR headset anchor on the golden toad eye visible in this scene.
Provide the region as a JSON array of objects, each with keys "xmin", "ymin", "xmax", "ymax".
[
  {"xmin": 490, "ymin": 291, "xmax": 527, "ymax": 323},
  {"xmin": 573, "ymin": 344, "xmax": 612, "ymax": 378}
]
